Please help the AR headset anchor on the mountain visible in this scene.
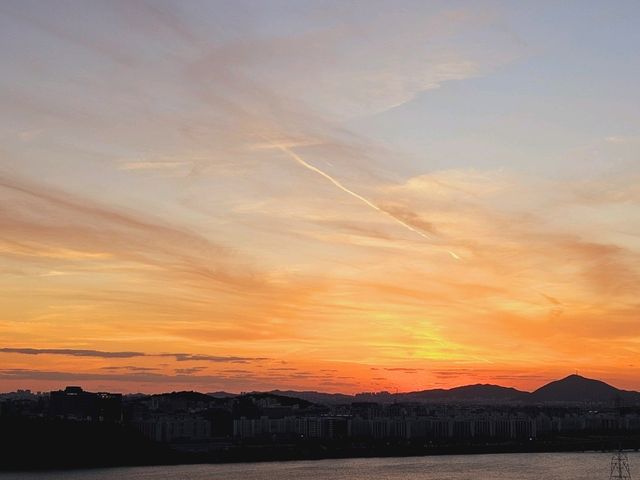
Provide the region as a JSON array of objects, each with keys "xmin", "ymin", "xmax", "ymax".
[
  {"xmin": 529, "ymin": 374, "xmax": 640, "ymax": 404},
  {"xmin": 151, "ymin": 390, "xmax": 215, "ymax": 402},
  {"xmin": 269, "ymin": 384, "xmax": 528, "ymax": 405},
  {"xmin": 269, "ymin": 390, "xmax": 354, "ymax": 405},
  {"xmin": 207, "ymin": 391, "xmax": 238, "ymax": 399},
  {"xmin": 240, "ymin": 391, "xmax": 314, "ymax": 408},
  {"xmin": 401, "ymin": 384, "xmax": 528, "ymax": 403},
  {"xmin": 271, "ymin": 376, "xmax": 640, "ymax": 405},
  {"xmin": 191, "ymin": 375, "xmax": 640, "ymax": 406}
]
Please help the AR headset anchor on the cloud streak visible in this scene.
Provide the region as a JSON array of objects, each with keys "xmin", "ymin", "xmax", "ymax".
[
  {"xmin": 0, "ymin": 348, "xmax": 142, "ymax": 358},
  {"xmin": 0, "ymin": 347, "xmax": 268, "ymax": 363},
  {"xmin": 268, "ymin": 142, "xmax": 435, "ymax": 241}
]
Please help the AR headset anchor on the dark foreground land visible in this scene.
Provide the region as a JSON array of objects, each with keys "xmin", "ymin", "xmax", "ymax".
[
  {"xmin": 4, "ymin": 375, "xmax": 640, "ymax": 471},
  {"xmin": 2, "ymin": 416, "xmax": 640, "ymax": 471}
]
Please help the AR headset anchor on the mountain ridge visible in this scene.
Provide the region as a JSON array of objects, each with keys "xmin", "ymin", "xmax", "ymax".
[
  {"xmin": 200, "ymin": 375, "xmax": 640, "ymax": 406},
  {"xmin": 250, "ymin": 375, "xmax": 640, "ymax": 405},
  {"xmin": 529, "ymin": 374, "xmax": 640, "ymax": 403}
]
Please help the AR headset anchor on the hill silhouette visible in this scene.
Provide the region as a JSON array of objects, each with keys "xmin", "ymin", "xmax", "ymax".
[
  {"xmin": 119, "ymin": 375, "xmax": 640, "ymax": 406},
  {"xmin": 264, "ymin": 375, "xmax": 640, "ymax": 405},
  {"xmin": 529, "ymin": 374, "xmax": 640, "ymax": 404},
  {"xmin": 267, "ymin": 384, "xmax": 528, "ymax": 404},
  {"xmin": 402, "ymin": 384, "xmax": 528, "ymax": 402}
]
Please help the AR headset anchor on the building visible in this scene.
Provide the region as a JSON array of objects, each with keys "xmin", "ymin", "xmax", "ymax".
[
  {"xmin": 49, "ymin": 386, "xmax": 122, "ymax": 422},
  {"xmin": 133, "ymin": 414, "xmax": 211, "ymax": 442}
]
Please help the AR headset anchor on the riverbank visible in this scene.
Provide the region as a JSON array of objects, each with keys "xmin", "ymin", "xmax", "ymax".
[{"xmin": 2, "ymin": 417, "xmax": 640, "ymax": 471}]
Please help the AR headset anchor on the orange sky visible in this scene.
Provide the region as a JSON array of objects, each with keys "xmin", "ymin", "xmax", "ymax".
[{"xmin": 1, "ymin": 2, "xmax": 639, "ymax": 394}]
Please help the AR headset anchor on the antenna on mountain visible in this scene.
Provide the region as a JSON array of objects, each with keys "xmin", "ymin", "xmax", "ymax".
[{"xmin": 610, "ymin": 449, "xmax": 632, "ymax": 480}]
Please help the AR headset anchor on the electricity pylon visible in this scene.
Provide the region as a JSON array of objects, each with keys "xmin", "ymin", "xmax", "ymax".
[{"xmin": 610, "ymin": 450, "xmax": 632, "ymax": 480}]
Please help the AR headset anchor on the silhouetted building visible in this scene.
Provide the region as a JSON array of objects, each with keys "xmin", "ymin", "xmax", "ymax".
[
  {"xmin": 233, "ymin": 415, "xmax": 348, "ymax": 440},
  {"xmin": 49, "ymin": 386, "xmax": 122, "ymax": 422},
  {"xmin": 133, "ymin": 414, "xmax": 211, "ymax": 442}
]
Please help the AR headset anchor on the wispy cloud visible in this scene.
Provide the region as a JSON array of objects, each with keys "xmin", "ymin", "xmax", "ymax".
[
  {"xmin": 162, "ymin": 353, "xmax": 269, "ymax": 363},
  {"xmin": 0, "ymin": 173, "xmax": 272, "ymax": 293},
  {"xmin": 0, "ymin": 347, "xmax": 268, "ymax": 363},
  {"xmin": 0, "ymin": 348, "xmax": 143, "ymax": 358},
  {"xmin": 118, "ymin": 161, "xmax": 190, "ymax": 171}
]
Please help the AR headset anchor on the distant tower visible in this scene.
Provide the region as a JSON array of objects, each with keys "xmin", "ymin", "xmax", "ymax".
[{"xmin": 610, "ymin": 450, "xmax": 632, "ymax": 480}]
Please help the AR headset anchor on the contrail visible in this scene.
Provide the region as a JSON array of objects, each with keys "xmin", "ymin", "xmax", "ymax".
[
  {"xmin": 270, "ymin": 142, "xmax": 433, "ymax": 240},
  {"xmin": 260, "ymin": 140, "xmax": 461, "ymax": 259}
]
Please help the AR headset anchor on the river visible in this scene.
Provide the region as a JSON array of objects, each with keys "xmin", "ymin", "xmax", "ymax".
[{"xmin": 2, "ymin": 451, "xmax": 637, "ymax": 480}]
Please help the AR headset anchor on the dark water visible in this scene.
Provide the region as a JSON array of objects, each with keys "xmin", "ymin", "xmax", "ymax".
[{"xmin": 2, "ymin": 452, "xmax": 637, "ymax": 480}]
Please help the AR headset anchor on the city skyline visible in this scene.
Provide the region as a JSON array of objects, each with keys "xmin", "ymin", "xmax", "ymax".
[{"xmin": 1, "ymin": 1, "xmax": 640, "ymax": 394}]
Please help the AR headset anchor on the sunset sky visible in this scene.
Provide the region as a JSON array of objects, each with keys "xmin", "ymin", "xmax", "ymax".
[{"xmin": 1, "ymin": 1, "xmax": 639, "ymax": 394}]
